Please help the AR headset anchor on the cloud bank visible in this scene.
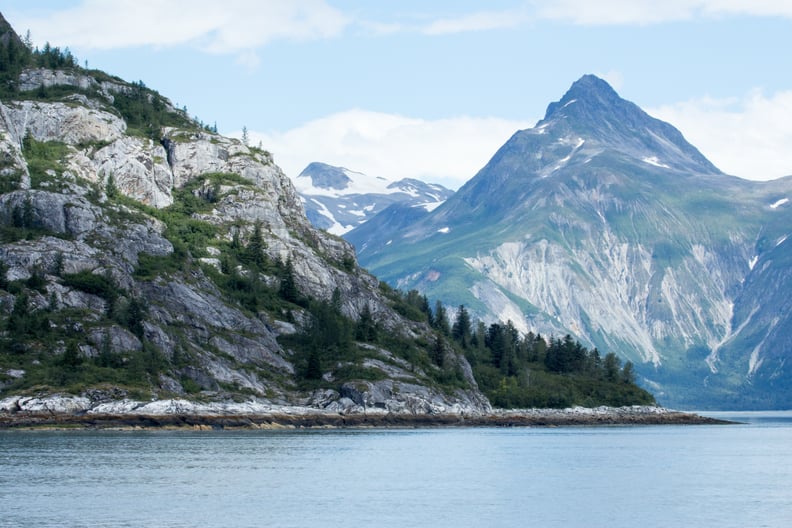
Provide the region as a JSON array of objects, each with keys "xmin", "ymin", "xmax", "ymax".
[
  {"xmin": 246, "ymin": 89, "xmax": 792, "ymax": 190},
  {"xmin": 11, "ymin": 0, "xmax": 348, "ymax": 52},
  {"xmin": 13, "ymin": 0, "xmax": 792, "ymax": 53},
  {"xmin": 246, "ymin": 110, "xmax": 534, "ymax": 189},
  {"xmin": 649, "ymin": 89, "xmax": 792, "ymax": 180}
]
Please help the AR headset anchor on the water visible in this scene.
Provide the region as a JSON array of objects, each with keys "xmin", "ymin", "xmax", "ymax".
[{"xmin": 1, "ymin": 413, "xmax": 791, "ymax": 527}]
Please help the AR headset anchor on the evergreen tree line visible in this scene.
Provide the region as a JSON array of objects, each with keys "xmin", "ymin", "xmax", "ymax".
[
  {"xmin": 0, "ymin": 33, "xmax": 78, "ymax": 93},
  {"xmin": 0, "ymin": 32, "xmax": 215, "ymax": 136},
  {"xmin": 378, "ymin": 291, "xmax": 654, "ymax": 408}
]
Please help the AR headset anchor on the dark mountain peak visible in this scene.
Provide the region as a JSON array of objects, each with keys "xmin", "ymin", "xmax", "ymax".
[
  {"xmin": 534, "ymin": 74, "xmax": 721, "ymax": 175},
  {"xmin": 298, "ymin": 162, "xmax": 351, "ymax": 190},
  {"xmin": 542, "ymin": 74, "xmax": 646, "ymax": 129},
  {"xmin": 544, "ymin": 74, "xmax": 620, "ymax": 119}
]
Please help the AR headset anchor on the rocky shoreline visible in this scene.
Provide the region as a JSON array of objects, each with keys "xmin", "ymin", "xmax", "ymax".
[{"xmin": 0, "ymin": 395, "xmax": 731, "ymax": 429}]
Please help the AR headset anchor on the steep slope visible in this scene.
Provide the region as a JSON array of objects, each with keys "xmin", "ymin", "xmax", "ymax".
[
  {"xmin": 352, "ymin": 74, "xmax": 792, "ymax": 409},
  {"xmin": 0, "ymin": 17, "xmax": 488, "ymax": 414},
  {"xmin": 294, "ymin": 162, "xmax": 452, "ymax": 235}
]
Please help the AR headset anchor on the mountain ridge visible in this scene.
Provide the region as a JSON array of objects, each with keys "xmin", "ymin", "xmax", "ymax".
[{"xmin": 350, "ymin": 74, "xmax": 792, "ymax": 409}]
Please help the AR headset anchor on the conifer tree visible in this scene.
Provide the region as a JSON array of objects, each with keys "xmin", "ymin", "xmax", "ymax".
[
  {"xmin": 279, "ymin": 257, "xmax": 300, "ymax": 304},
  {"xmin": 433, "ymin": 300, "xmax": 450, "ymax": 336},
  {"xmin": 451, "ymin": 304, "xmax": 472, "ymax": 348}
]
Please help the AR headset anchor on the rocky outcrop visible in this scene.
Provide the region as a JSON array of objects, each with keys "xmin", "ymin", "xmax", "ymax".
[
  {"xmin": 91, "ymin": 136, "xmax": 173, "ymax": 207},
  {"xmin": 0, "ymin": 125, "xmax": 30, "ymax": 188},
  {"xmin": 18, "ymin": 67, "xmax": 172, "ymax": 110},
  {"xmin": 0, "ymin": 393, "xmax": 725, "ymax": 428},
  {"xmin": 0, "ymin": 62, "xmax": 487, "ymax": 415},
  {"xmin": 1, "ymin": 100, "xmax": 126, "ymax": 145}
]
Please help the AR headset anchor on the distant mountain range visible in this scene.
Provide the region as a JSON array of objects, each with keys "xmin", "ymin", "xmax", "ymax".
[
  {"xmin": 293, "ymin": 162, "xmax": 453, "ymax": 235},
  {"xmin": 347, "ymin": 74, "xmax": 792, "ymax": 409}
]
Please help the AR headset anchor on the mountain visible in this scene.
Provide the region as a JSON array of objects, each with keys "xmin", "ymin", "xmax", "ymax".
[
  {"xmin": 293, "ymin": 162, "xmax": 453, "ymax": 235},
  {"xmin": 350, "ymin": 74, "xmax": 792, "ymax": 409},
  {"xmin": 0, "ymin": 14, "xmax": 490, "ymax": 415}
]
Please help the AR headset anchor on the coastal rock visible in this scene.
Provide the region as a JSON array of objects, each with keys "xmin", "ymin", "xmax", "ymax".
[{"xmin": 0, "ymin": 393, "xmax": 724, "ymax": 428}]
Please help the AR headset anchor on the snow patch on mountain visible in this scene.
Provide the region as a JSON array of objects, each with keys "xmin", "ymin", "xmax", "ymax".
[
  {"xmin": 642, "ymin": 156, "xmax": 670, "ymax": 168},
  {"xmin": 770, "ymin": 197, "xmax": 788, "ymax": 209},
  {"xmin": 294, "ymin": 166, "xmax": 391, "ymax": 197},
  {"xmin": 303, "ymin": 198, "xmax": 349, "ymax": 235},
  {"xmin": 545, "ymin": 137, "xmax": 585, "ymax": 176},
  {"xmin": 421, "ymin": 201, "xmax": 444, "ymax": 212}
]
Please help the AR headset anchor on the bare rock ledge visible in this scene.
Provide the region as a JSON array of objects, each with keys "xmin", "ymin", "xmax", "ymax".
[{"xmin": 0, "ymin": 395, "xmax": 730, "ymax": 429}]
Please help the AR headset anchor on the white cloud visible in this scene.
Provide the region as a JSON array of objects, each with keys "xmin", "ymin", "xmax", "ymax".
[
  {"xmin": 532, "ymin": 0, "xmax": 792, "ymax": 25},
  {"xmin": 422, "ymin": 8, "xmax": 530, "ymax": 35},
  {"xmin": 11, "ymin": 0, "xmax": 348, "ymax": 52},
  {"xmin": 649, "ymin": 89, "xmax": 792, "ymax": 180},
  {"xmin": 244, "ymin": 110, "xmax": 534, "ymax": 189},
  {"xmin": 11, "ymin": 0, "xmax": 792, "ymax": 55},
  {"xmin": 415, "ymin": 1, "xmax": 792, "ymax": 34}
]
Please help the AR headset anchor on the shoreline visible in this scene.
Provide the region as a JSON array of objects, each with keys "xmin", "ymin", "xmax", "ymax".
[{"xmin": 0, "ymin": 404, "xmax": 733, "ymax": 430}]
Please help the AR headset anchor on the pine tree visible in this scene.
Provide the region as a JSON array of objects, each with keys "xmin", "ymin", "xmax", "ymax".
[
  {"xmin": 244, "ymin": 220, "xmax": 267, "ymax": 270},
  {"xmin": 279, "ymin": 258, "xmax": 300, "ymax": 304},
  {"xmin": 621, "ymin": 361, "xmax": 636, "ymax": 384},
  {"xmin": 451, "ymin": 304, "xmax": 472, "ymax": 347},
  {"xmin": 356, "ymin": 303, "xmax": 377, "ymax": 342},
  {"xmin": 60, "ymin": 341, "xmax": 83, "ymax": 370},
  {"xmin": 604, "ymin": 352, "xmax": 621, "ymax": 382},
  {"xmin": 431, "ymin": 334, "xmax": 445, "ymax": 367},
  {"xmin": 305, "ymin": 347, "xmax": 322, "ymax": 380},
  {"xmin": 433, "ymin": 300, "xmax": 450, "ymax": 336}
]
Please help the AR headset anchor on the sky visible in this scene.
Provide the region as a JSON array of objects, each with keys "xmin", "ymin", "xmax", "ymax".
[{"xmin": 3, "ymin": 1, "xmax": 792, "ymax": 189}]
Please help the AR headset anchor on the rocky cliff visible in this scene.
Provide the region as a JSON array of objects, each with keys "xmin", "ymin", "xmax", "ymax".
[{"xmin": 0, "ymin": 17, "xmax": 489, "ymax": 416}]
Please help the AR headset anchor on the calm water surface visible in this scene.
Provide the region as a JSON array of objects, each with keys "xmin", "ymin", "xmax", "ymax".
[{"xmin": 1, "ymin": 412, "xmax": 790, "ymax": 527}]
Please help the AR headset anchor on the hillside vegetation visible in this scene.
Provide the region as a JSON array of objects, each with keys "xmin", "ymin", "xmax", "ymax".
[{"xmin": 0, "ymin": 16, "xmax": 654, "ymax": 410}]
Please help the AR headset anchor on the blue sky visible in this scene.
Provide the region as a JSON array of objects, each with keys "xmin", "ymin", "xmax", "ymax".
[{"xmin": 4, "ymin": 1, "xmax": 792, "ymax": 188}]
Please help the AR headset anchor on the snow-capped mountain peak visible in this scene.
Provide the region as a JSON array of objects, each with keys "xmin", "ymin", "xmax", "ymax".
[{"xmin": 293, "ymin": 162, "xmax": 454, "ymax": 235}]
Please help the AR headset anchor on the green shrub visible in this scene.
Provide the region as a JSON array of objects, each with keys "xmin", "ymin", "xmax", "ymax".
[{"xmin": 60, "ymin": 270, "xmax": 120, "ymax": 301}]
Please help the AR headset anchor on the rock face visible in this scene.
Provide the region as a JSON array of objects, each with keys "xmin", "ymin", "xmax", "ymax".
[
  {"xmin": 351, "ymin": 75, "xmax": 792, "ymax": 409},
  {"xmin": 0, "ymin": 21, "xmax": 487, "ymax": 415},
  {"xmin": 2, "ymin": 100, "xmax": 127, "ymax": 145}
]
